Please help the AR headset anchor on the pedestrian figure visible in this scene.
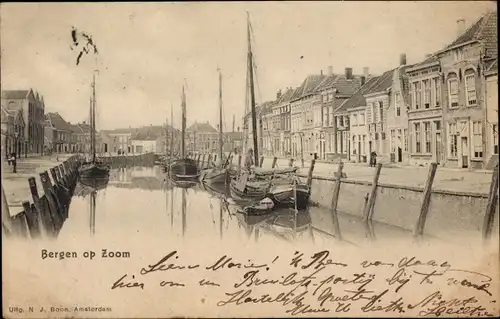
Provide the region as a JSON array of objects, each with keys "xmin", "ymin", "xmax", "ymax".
[
  {"xmin": 244, "ymin": 148, "xmax": 254, "ymax": 171},
  {"xmin": 370, "ymin": 151, "xmax": 377, "ymax": 167},
  {"xmin": 11, "ymin": 152, "xmax": 17, "ymax": 173}
]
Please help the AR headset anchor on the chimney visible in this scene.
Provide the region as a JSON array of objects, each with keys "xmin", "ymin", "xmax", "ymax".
[
  {"xmin": 399, "ymin": 53, "xmax": 407, "ymax": 66},
  {"xmin": 457, "ymin": 18, "xmax": 466, "ymax": 37},
  {"xmin": 361, "ymin": 76, "xmax": 366, "ymax": 86},
  {"xmin": 328, "ymin": 66, "xmax": 333, "ymax": 76},
  {"xmin": 345, "ymin": 67, "xmax": 353, "ymax": 80},
  {"xmin": 276, "ymin": 89, "xmax": 282, "ymax": 99},
  {"xmin": 363, "ymin": 67, "xmax": 369, "ymax": 78}
]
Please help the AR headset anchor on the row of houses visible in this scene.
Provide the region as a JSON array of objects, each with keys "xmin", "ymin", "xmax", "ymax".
[
  {"xmin": 245, "ymin": 12, "xmax": 498, "ymax": 169},
  {"xmin": 1, "ymin": 87, "xmax": 243, "ymax": 157}
]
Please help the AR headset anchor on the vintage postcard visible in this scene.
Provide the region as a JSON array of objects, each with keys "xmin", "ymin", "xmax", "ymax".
[{"xmin": 1, "ymin": 1, "xmax": 499, "ymax": 318}]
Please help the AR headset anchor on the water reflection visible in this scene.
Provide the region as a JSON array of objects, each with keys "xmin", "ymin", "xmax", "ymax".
[{"xmin": 60, "ymin": 166, "xmax": 414, "ymax": 245}]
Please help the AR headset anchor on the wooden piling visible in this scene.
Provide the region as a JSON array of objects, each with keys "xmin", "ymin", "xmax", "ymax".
[
  {"xmin": 259, "ymin": 156, "xmax": 264, "ymax": 167},
  {"xmin": 39, "ymin": 171, "xmax": 63, "ymax": 232},
  {"xmin": 22, "ymin": 201, "xmax": 40, "ymax": 238},
  {"xmin": 482, "ymin": 164, "xmax": 499, "ymax": 241},
  {"xmin": 1, "ymin": 183, "xmax": 13, "ymax": 236},
  {"xmin": 50, "ymin": 167, "xmax": 59, "ymax": 184},
  {"xmin": 55, "ymin": 165, "xmax": 63, "ymax": 181},
  {"xmin": 237, "ymin": 155, "xmax": 242, "ymax": 171},
  {"xmin": 306, "ymin": 159, "xmax": 316, "ymax": 188},
  {"xmin": 330, "ymin": 162, "xmax": 344, "ymax": 217},
  {"xmin": 413, "ymin": 163, "xmax": 438, "ymax": 237},
  {"xmin": 201, "ymin": 154, "xmax": 206, "ymax": 169},
  {"xmin": 289, "ymin": 158, "xmax": 294, "ymax": 167},
  {"xmin": 206, "ymin": 154, "xmax": 212, "ymax": 169},
  {"xmin": 362, "ymin": 163, "xmax": 382, "ymax": 221},
  {"xmin": 272, "ymin": 157, "xmax": 277, "ymax": 168},
  {"xmin": 28, "ymin": 177, "xmax": 51, "ymax": 236}
]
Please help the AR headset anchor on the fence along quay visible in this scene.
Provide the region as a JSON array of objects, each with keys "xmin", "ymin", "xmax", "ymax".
[
  {"xmin": 1, "ymin": 155, "xmax": 84, "ymax": 239},
  {"xmin": 190, "ymin": 151, "xmax": 499, "ymax": 242}
]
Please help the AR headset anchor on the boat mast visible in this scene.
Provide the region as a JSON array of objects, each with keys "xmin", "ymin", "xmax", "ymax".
[
  {"xmin": 218, "ymin": 70, "xmax": 224, "ymax": 168},
  {"xmin": 170, "ymin": 103, "xmax": 174, "ymax": 155},
  {"xmin": 181, "ymin": 86, "xmax": 186, "ymax": 158},
  {"xmin": 247, "ymin": 12, "xmax": 259, "ymax": 165},
  {"xmin": 91, "ymin": 72, "xmax": 97, "ymax": 163}
]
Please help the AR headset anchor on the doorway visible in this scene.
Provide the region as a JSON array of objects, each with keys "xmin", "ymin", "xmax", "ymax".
[
  {"xmin": 435, "ymin": 132, "xmax": 441, "ymax": 164},
  {"xmin": 104, "ymin": 143, "xmax": 108, "ymax": 153},
  {"xmin": 461, "ymin": 137, "xmax": 468, "ymax": 168},
  {"xmin": 397, "ymin": 147, "xmax": 402, "ymax": 162}
]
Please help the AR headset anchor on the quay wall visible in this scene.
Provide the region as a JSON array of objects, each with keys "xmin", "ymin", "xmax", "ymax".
[
  {"xmin": 190, "ymin": 152, "xmax": 499, "ymax": 241},
  {"xmin": 2, "ymin": 155, "xmax": 84, "ymax": 239}
]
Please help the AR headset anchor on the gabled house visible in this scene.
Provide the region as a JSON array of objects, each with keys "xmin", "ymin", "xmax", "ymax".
[
  {"xmin": 437, "ymin": 11, "xmax": 497, "ymax": 169},
  {"xmin": 186, "ymin": 121, "xmax": 218, "ymax": 153},
  {"xmin": 269, "ymin": 88, "xmax": 294, "ymax": 156},
  {"xmin": 1, "ymin": 89, "xmax": 45, "ymax": 155},
  {"xmin": 316, "ymin": 67, "xmax": 366, "ymax": 160},
  {"xmin": 1, "ymin": 105, "xmax": 25, "ymax": 158},
  {"xmin": 484, "ymin": 58, "xmax": 498, "ymax": 169},
  {"xmin": 45, "ymin": 112, "xmax": 72, "ymax": 153},
  {"xmin": 337, "ymin": 76, "xmax": 381, "ymax": 163}
]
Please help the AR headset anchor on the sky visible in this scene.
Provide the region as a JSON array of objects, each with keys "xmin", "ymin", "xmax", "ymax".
[{"xmin": 1, "ymin": 1, "xmax": 496, "ymax": 130}]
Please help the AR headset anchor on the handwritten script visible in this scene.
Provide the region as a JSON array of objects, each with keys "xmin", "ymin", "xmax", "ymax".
[{"xmin": 110, "ymin": 250, "xmax": 498, "ymax": 317}]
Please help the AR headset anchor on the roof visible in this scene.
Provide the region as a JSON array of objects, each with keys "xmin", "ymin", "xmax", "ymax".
[
  {"xmin": 292, "ymin": 74, "xmax": 326, "ymax": 100},
  {"xmin": 45, "ymin": 112, "xmax": 72, "ymax": 131},
  {"xmin": 1, "ymin": 90, "xmax": 30, "ymax": 100},
  {"xmin": 362, "ymin": 68, "xmax": 396, "ymax": 95},
  {"xmin": 69, "ymin": 124, "xmax": 82, "ymax": 133},
  {"xmin": 314, "ymin": 74, "xmax": 338, "ymax": 92},
  {"xmin": 445, "ymin": 11, "xmax": 497, "ymax": 57},
  {"xmin": 187, "ymin": 121, "xmax": 217, "ymax": 133},
  {"xmin": 276, "ymin": 87, "xmax": 295, "ymax": 104},
  {"xmin": 133, "ymin": 132, "xmax": 158, "ymax": 141},
  {"xmin": 78, "ymin": 123, "xmax": 92, "ymax": 133},
  {"xmin": 330, "ymin": 75, "xmax": 364, "ymax": 96},
  {"xmin": 335, "ymin": 76, "xmax": 383, "ymax": 112}
]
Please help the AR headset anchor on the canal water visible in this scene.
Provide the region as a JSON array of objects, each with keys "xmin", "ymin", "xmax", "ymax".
[{"xmin": 59, "ymin": 165, "xmax": 417, "ymax": 246}]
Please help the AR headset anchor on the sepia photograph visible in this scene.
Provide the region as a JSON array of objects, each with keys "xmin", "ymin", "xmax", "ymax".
[{"xmin": 1, "ymin": 1, "xmax": 498, "ymax": 318}]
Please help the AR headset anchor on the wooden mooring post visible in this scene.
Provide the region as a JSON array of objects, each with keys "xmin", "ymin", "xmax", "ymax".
[
  {"xmin": 206, "ymin": 154, "xmax": 212, "ymax": 169},
  {"xmin": 237, "ymin": 154, "xmax": 242, "ymax": 173},
  {"xmin": 413, "ymin": 163, "xmax": 438, "ymax": 238},
  {"xmin": 330, "ymin": 162, "xmax": 344, "ymax": 239},
  {"xmin": 362, "ymin": 163, "xmax": 382, "ymax": 221},
  {"xmin": 259, "ymin": 156, "xmax": 264, "ymax": 167},
  {"xmin": 28, "ymin": 177, "xmax": 54, "ymax": 237},
  {"xmin": 306, "ymin": 159, "xmax": 316, "ymax": 188},
  {"xmin": 201, "ymin": 154, "xmax": 206, "ymax": 170},
  {"xmin": 289, "ymin": 158, "xmax": 294, "ymax": 167},
  {"xmin": 482, "ymin": 164, "xmax": 499, "ymax": 241},
  {"xmin": 271, "ymin": 157, "xmax": 277, "ymax": 168}
]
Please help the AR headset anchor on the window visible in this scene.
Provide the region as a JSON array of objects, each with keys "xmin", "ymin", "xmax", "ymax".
[
  {"xmin": 465, "ymin": 70, "xmax": 477, "ymax": 106},
  {"xmin": 371, "ymin": 103, "xmax": 377, "ymax": 123},
  {"xmin": 390, "ymin": 129, "xmax": 395, "ymax": 152},
  {"xmin": 448, "ymin": 74, "xmax": 459, "ymax": 108},
  {"xmin": 352, "ymin": 113, "xmax": 358, "ymax": 126},
  {"xmin": 448, "ymin": 123, "xmax": 458, "ymax": 157},
  {"xmin": 322, "ymin": 107, "xmax": 328, "ymax": 127},
  {"xmin": 423, "ymin": 80, "xmax": 431, "ymax": 108},
  {"xmin": 434, "ymin": 78, "xmax": 441, "ymax": 107},
  {"xmin": 353, "ymin": 135, "xmax": 357, "ymax": 154},
  {"xmin": 404, "ymin": 129, "xmax": 408, "ymax": 152},
  {"xmin": 424, "ymin": 122, "xmax": 431, "ymax": 153},
  {"xmin": 473, "ymin": 121, "xmax": 483, "ymax": 158},
  {"xmin": 395, "ymin": 93, "xmax": 401, "ymax": 116},
  {"xmin": 415, "ymin": 123, "xmax": 421, "ymax": 153},
  {"xmin": 415, "ymin": 82, "xmax": 422, "ymax": 109},
  {"xmin": 409, "ymin": 85, "xmax": 414, "ymax": 109},
  {"xmin": 362, "ymin": 135, "xmax": 366, "ymax": 154},
  {"xmin": 329, "ymin": 107, "xmax": 334, "ymax": 126},
  {"xmin": 378, "ymin": 102, "xmax": 383, "ymax": 123},
  {"xmin": 339, "ymin": 116, "xmax": 344, "ymax": 127},
  {"xmin": 360, "ymin": 112, "xmax": 365, "ymax": 125}
]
